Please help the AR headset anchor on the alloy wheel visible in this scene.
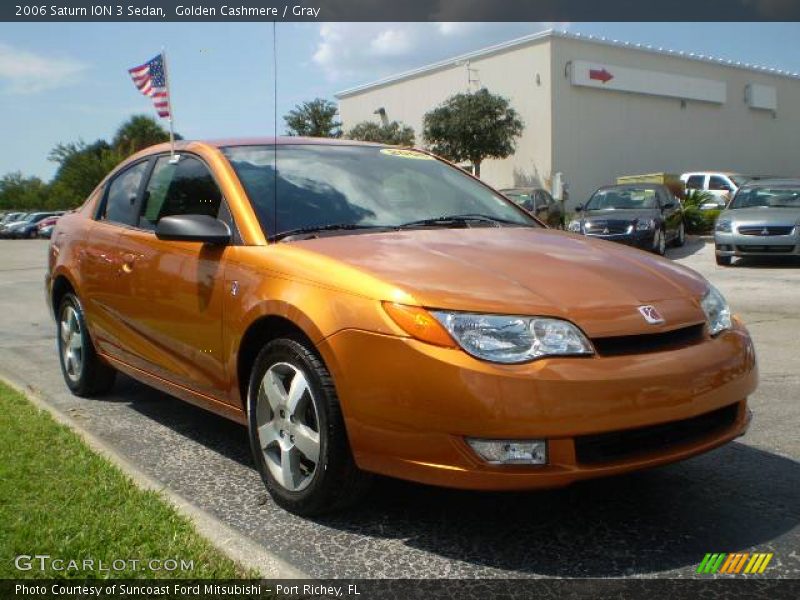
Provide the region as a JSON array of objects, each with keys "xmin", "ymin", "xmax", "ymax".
[
  {"xmin": 255, "ymin": 362, "xmax": 321, "ymax": 492},
  {"xmin": 60, "ymin": 305, "xmax": 84, "ymax": 382}
]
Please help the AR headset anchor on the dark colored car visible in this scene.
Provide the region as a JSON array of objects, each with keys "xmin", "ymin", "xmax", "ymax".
[
  {"xmin": 500, "ymin": 187, "xmax": 563, "ymax": 228},
  {"xmin": 569, "ymin": 184, "xmax": 685, "ymax": 255},
  {"xmin": 5, "ymin": 212, "xmax": 58, "ymax": 239}
]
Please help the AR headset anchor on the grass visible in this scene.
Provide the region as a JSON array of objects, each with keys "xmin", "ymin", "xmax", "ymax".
[{"xmin": 0, "ymin": 381, "xmax": 251, "ymax": 579}]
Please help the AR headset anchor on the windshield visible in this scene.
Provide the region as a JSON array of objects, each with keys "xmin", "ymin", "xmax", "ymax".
[
  {"xmin": 223, "ymin": 144, "xmax": 537, "ymax": 239},
  {"xmin": 730, "ymin": 186, "xmax": 800, "ymax": 209},
  {"xmin": 502, "ymin": 191, "xmax": 534, "ymax": 211},
  {"xmin": 585, "ymin": 187, "xmax": 658, "ymax": 210}
]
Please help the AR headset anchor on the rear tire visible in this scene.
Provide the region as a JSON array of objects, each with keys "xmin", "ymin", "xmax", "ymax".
[
  {"xmin": 57, "ymin": 293, "xmax": 116, "ymax": 397},
  {"xmin": 716, "ymin": 254, "xmax": 732, "ymax": 266},
  {"xmin": 247, "ymin": 336, "xmax": 370, "ymax": 516}
]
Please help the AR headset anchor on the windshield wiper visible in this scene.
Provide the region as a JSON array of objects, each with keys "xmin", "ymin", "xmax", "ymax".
[
  {"xmin": 273, "ymin": 223, "xmax": 389, "ymax": 241},
  {"xmin": 398, "ymin": 214, "xmax": 522, "ymax": 229}
]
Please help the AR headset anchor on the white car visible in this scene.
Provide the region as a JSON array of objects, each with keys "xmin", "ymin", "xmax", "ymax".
[{"xmin": 680, "ymin": 172, "xmax": 752, "ymax": 209}]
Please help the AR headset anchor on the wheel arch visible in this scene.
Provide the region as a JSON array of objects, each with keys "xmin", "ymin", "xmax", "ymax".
[
  {"xmin": 236, "ymin": 310, "xmax": 329, "ymax": 411},
  {"xmin": 50, "ymin": 271, "xmax": 78, "ymax": 320}
]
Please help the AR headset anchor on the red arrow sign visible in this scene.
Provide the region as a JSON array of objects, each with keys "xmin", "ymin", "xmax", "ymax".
[{"xmin": 589, "ymin": 68, "xmax": 614, "ymax": 84}]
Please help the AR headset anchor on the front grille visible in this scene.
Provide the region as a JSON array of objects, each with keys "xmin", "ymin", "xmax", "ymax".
[
  {"xmin": 736, "ymin": 245, "xmax": 795, "ymax": 253},
  {"xmin": 585, "ymin": 220, "xmax": 631, "ymax": 235},
  {"xmin": 738, "ymin": 225, "xmax": 794, "ymax": 236},
  {"xmin": 575, "ymin": 404, "xmax": 739, "ymax": 465},
  {"xmin": 592, "ymin": 324, "xmax": 705, "ymax": 357}
]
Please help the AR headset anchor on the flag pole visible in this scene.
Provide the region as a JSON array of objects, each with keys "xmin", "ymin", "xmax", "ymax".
[{"xmin": 161, "ymin": 46, "xmax": 176, "ymax": 161}]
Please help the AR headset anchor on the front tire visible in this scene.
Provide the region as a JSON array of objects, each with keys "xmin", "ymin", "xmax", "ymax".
[
  {"xmin": 673, "ymin": 221, "xmax": 686, "ymax": 247},
  {"xmin": 57, "ymin": 293, "xmax": 116, "ymax": 397},
  {"xmin": 716, "ymin": 254, "xmax": 732, "ymax": 266},
  {"xmin": 247, "ymin": 337, "xmax": 370, "ymax": 516},
  {"xmin": 652, "ymin": 228, "xmax": 666, "ymax": 256}
]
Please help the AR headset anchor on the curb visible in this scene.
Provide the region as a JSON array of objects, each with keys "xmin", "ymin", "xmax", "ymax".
[{"xmin": 0, "ymin": 373, "xmax": 309, "ymax": 580}]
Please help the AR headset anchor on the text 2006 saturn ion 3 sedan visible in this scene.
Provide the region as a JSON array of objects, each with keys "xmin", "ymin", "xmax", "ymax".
[{"xmin": 46, "ymin": 139, "xmax": 757, "ymax": 516}]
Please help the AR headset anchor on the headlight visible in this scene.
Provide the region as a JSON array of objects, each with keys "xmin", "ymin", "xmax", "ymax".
[
  {"xmin": 715, "ymin": 219, "xmax": 732, "ymax": 233},
  {"xmin": 567, "ymin": 220, "xmax": 582, "ymax": 232},
  {"xmin": 701, "ymin": 284, "xmax": 732, "ymax": 336},
  {"xmin": 635, "ymin": 219, "xmax": 655, "ymax": 231},
  {"xmin": 431, "ymin": 311, "xmax": 594, "ymax": 363}
]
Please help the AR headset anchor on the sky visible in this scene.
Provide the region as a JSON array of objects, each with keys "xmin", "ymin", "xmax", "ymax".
[{"xmin": 1, "ymin": 21, "xmax": 800, "ymax": 180}]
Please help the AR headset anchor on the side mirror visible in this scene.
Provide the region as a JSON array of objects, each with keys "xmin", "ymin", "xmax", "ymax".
[
  {"xmin": 575, "ymin": 204, "xmax": 584, "ymax": 212},
  {"xmin": 155, "ymin": 214, "xmax": 231, "ymax": 245},
  {"xmin": 662, "ymin": 201, "xmax": 677, "ymax": 210}
]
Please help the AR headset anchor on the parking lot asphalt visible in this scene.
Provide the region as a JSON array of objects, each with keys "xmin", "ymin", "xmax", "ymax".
[{"xmin": 0, "ymin": 238, "xmax": 798, "ymax": 579}]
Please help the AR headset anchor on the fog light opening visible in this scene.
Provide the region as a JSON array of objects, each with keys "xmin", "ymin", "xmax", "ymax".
[{"xmin": 467, "ymin": 439, "xmax": 547, "ymax": 465}]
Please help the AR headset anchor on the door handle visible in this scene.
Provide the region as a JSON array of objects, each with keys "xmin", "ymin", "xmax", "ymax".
[{"xmin": 121, "ymin": 253, "xmax": 136, "ymax": 274}]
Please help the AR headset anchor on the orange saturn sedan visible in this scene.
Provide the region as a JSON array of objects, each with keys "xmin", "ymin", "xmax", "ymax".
[{"xmin": 46, "ymin": 138, "xmax": 757, "ymax": 515}]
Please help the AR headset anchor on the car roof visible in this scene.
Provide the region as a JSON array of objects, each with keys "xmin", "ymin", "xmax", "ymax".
[
  {"xmin": 595, "ymin": 183, "xmax": 668, "ymax": 191},
  {"xmin": 198, "ymin": 137, "xmax": 388, "ymax": 149},
  {"xmin": 739, "ymin": 178, "xmax": 800, "ymax": 188}
]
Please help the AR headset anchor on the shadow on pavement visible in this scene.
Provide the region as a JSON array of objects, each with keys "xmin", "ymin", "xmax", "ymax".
[
  {"xmin": 730, "ymin": 256, "xmax": 800, "ymax": 269},
  {"xmin": 108, "ymin": 374, "xmax": 799, "ymax": 577},
  {"xmin": 665, "ymin": 236, "xmax": 707, "ymax": 260}
]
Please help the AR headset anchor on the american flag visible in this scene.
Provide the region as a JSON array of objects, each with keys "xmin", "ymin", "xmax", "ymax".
[{"xmin": 128, "ymin": 53, "xmax": 171, "ymax": 118}]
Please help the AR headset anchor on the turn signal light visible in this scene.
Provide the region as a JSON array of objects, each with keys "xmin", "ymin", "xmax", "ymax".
[{"xmin": 382, "ymin": 302, "xmax": 456, "ymax": 347}]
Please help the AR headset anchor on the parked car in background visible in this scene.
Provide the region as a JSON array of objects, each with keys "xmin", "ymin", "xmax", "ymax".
[
  {"xmin": 681, "ymin": 172, "xmax": 752, "ymax": 209},
  {"xmin": 0, "ymin": 212, "xmax": 27, "ymax": 226},
  {"xmin": 714, "ymin": 179, "xmax": 800, "ymax": 266},
  {"xmin": 3, "ymin": 212, "xmax": 57, "ymax": 239},
  {"xmin": 37, "ymin": 215, "xmax": 62, "ymax": 239},
  {"xmin": 500, "ymin": 187, "xmax": 563, "ymax": 228},
  {"xmin": 47, "ymin": 138, "xmax": 756, "ymax": 516},
  {"xmin": 568, "ymin": 184, "xmax": 685, "ymax": 255}
]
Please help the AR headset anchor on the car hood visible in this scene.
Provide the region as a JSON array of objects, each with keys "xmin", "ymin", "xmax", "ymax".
[
  {"xmin": 581, "ymin": 208, "xmax": 659, "ymax": 223},
  {"xmin": 285, "ymin": 228, "xmax": 709, "ymax": 338},
  {"xmin": 721, "ymin": 207, "xmax": 800, "ymax": 224}
]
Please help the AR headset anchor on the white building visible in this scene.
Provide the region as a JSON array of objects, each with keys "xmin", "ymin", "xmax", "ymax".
[{"xmin": 336, "ymin": 30, "xmax": 800, "ymax": 205}]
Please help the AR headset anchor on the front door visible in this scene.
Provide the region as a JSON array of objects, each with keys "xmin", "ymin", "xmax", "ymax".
[{"xmin": 114, "ymin": 154, "xmax": 230, "ymax": 399}]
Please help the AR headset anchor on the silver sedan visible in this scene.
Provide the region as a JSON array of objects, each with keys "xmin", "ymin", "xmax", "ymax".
[{"xmin": 714, "ymin": 179, "xmax": 800, "ymax": 266}]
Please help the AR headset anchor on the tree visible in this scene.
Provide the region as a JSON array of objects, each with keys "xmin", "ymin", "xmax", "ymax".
[
  {"xmin": 422, "ymin": 88, "xmax": 523, "ymax": 177},
  {"xmin": 0, "ymin": 172, "xmax": 48, "ymax": 211},
  {"xmin": 48, "ymin": 140, "xmax": 122, "ymax": 208},
  {"xmin": 112, "ymin": 114, "xmax": 178, "ymax": 156},
  {"xmin": 284, "ymin": 98, "xmax": 342, "ymax": 138},
  {"xmin": 346, "ymin": 120, "xmax": 415, "ymax": 146}
]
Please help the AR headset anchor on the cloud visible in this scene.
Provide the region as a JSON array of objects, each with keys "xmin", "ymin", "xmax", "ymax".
[
  {"xmin": 0, "ymin": 43, "xmax": 87, "ymax": 94},
  {"xmin": 311, "ymin": 23, "xmax": 562, "ymax": 84}
]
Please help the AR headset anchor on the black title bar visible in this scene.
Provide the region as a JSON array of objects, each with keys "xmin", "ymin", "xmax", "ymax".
[{"xmin": 4, "ymin": 0, "xmax": 800, "ymax": 22}]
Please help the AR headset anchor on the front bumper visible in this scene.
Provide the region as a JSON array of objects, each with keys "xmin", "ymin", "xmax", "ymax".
[
  {"xmin": 715, "ymin": 231, "xmax": 799, "ymax": 257},
  {"xmin": 585, "ymin": 230, "xmax": 655, "ymax": 250},
  {"xmin": 319, "ymin": 319, "xmax": 757, "ymax": 490}
]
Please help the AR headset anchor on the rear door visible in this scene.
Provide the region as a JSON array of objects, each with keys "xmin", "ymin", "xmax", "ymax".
[
  {"xmin": 708, "ymin": 175, "xmax": 734, "ymax": 206},
  {"xmin": 83, "ymin": 159, "xmax": 150, "ymax": 359},
  {"xmin": 114, "ymin": 154, "xmax": 230, "ymax": 399}
]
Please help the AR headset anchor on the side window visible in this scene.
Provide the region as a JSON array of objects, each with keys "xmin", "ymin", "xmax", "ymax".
[
  {"xmin": 139, "ymin": 156, "xmax": 223, "ymax": 230},
  {"xmin": 540, "ymin": 190, "xmax": 554, "ymax": 205},
  {"xmin": 709, "ymin": 176, "xmax": 732, "ymax": 191},
  {"xmin": 685, "ymin": 175, "xmax": 704, "ymax": 190},
  {"xmin": 101, "ymin": 161, "xmax": 149, "ymax": 226}
]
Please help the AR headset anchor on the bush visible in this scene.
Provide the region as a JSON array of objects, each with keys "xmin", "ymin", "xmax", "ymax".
[{"xmin": 684, "ymin": 206, "xmax": 721, "ymax": 234}]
